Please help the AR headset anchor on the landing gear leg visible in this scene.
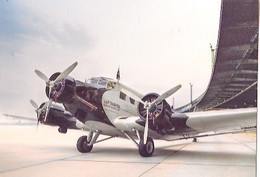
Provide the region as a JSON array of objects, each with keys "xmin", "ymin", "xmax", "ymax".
[
  {"xmin": 123, "ymin": 131, "xmax": 154, "ymax": 157},
  {"xmin": 193, "ymin": 138, "xmax": 198, "ymax": 142},
  {"xmin": 138, "ymin": 137, "xmax": 154, "ymax": 157}
]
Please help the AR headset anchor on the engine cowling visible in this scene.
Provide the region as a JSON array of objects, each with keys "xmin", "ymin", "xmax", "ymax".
[
  {"xmin": 138, "ymin": 93, "xmax": 174, "ymax": 131},
  {"xmin": 46, "ymin": 72, "xmax": 76, "ymax": 103},
  {"xmin": 138, "ymin": 93, "xmax": 164, "ymax": 121},
  {"xmin": 38, "ymin": 103, "xmax": 78, "ymax": 132}
]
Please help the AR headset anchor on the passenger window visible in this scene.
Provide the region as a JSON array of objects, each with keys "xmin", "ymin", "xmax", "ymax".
[
  {"xmin": 130, "ymin": 97, "xmax": 135, "ymax": 105},
  {"xmin": 120, "ymin": 92, "xmax": 126, "ymax": 100}
]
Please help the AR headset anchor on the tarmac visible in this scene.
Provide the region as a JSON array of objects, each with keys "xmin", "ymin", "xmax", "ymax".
[{"xmin": 0, "ymin": 125, "xmax": 256, "ymax": 177}]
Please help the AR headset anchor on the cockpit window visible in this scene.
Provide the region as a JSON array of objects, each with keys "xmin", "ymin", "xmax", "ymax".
[
  {"xmin": 86, "ymin": 77, "xmax": 116, "ymax": 89},
  {"xmin": 107, "ymin": 81, "xmax": 116, "ymax": 89},
  {"xmin": 98, "ymin": 81, "xmax": 107, "ymax": 87},
  {"xmin": 88, "ymin": 78, "xmax": 98, "ymax": 85}
]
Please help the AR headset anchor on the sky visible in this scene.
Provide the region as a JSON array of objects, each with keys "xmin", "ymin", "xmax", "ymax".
[{"xmin": 0, "ymin": 0, "xmax": 221, "ymax": 118}]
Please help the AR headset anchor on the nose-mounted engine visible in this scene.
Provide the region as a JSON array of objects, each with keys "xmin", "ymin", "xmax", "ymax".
[
  {"xmin": 46, "ymin": 72, "xmax": 76, "ymax": 103},
  {"xmin": 138, "ymin": 93, "xmax": 174, "ymax": 133}
]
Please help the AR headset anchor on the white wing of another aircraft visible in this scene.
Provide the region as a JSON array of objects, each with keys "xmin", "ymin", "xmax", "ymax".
[{"xmin": 3, "ymin": 114, "xmax": 36, "ymax": 122}]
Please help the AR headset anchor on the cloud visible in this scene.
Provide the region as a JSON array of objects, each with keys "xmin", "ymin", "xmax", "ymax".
[
  {"xmin": 0, "ymin": 1, "xmax": 95, "ymax": 116},
  {"xmin": 0, "ymin": 1, "xmax": 94, "ymax": 58},
  {"xmin": 0, "ymin": 0, "xmax": 221, "ymax": 117}
]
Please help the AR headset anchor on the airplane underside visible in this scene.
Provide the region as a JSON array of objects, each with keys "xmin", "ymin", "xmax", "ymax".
[
  {"xmin": 76, "ymin": 121, "xmax": 256, "ymax": 157},
  {"xmin": 74, "ymin": 107, "xmax": 256, "ymax": 157}
]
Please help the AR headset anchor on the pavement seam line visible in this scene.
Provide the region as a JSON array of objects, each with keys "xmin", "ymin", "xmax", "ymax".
[
  {"xmin": 226, "ymin": 134, "xmax": 256, "ymax": 152},
  {"xmin": 0, "ymin": 154, "xmax": 82, "ymax": 174},
  {"xmin": 138, "ymin": 143, "xmax": 189, "ymax": 177}
]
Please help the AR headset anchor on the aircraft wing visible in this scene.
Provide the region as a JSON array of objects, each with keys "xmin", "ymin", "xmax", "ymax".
[
  {"xmin": 3, "ymin": 114, "xmax": 37, "ymax": 122},
  {"xmin": 163, "ymin": 108, "xmax": 257, "ymax": 141},
  {"xmin": 113, "ymin": 108, "xmax": 256, "ymax": 141},
  {"xmin": 185, "ymin": 108, "xmax": 256, "ymax": 133},
  {"xmin": 161, "ymin": 108, "xmax": 257, "ymax": 141}
]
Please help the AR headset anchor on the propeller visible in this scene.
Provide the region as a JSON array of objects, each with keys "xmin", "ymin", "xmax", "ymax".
[
  {"xmin": 142, "ymin": 84, "xmax": 182, "ymax": 144},
  {"xmin": 30, "ymin": 99, "xmax": 49, "ymax": 127},
  {"xmin": 35, "ymin": 62, "xmax": 78, "ymax": 121},
  {"xmin": 35, "ymin": 62, "xmax": 78, "ymax": 97}
]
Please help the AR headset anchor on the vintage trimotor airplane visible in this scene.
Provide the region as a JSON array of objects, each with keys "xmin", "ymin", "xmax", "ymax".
[{"xmin": 12, "ymin": 62, "xmax": 257, "ymax": 157}]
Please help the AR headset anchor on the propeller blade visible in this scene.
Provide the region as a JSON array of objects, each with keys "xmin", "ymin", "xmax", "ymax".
[
  {"xmin": 29, "ymin": 99, "xmax": 41, "ymax": 128},
  {"xmin": 36, "ymin": 119, "xmax": 40, "ymax": 129},
  {"xmin": 43, "ymin": 100, "xmax": 52, "ymax": 122},
  {"xmin": 35, "ymin": 70, "xmax": 49, "ymax": 82},
  {"xmin": 30, "ymin": 100, "xmax": 38, "ymax": 110},
  {"xmin": 54, "ymin": 62, "xmax": 78, "ymax": 83},
  {"xmin": 150, "ymin": 84, "xmax": 181, "ymax": 108},
  {"xmin": 47, "ymin": 84, "xmax": 53, "ymax": 99},
  {"xmin": 143, "ymin": 106, "xmax": 149, "ymax": 144}
]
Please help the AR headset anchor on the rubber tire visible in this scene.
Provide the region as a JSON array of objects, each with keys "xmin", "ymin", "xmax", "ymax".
[
  {"xmin": 77, "ymin": 136, "xmax": 93, "ymax": 153},
  {"xmin": 138, "ymin": 137, "xmax": 154, "ymax": 157}
]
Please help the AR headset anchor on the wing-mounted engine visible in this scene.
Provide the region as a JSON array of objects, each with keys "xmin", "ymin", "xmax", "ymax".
[
  {"xmin": 46, "ymin": 72, "xmax": 76, "ymax": 103},
  {"xmin": 138, "ymin": 93, "xmax": 163, "ymax": 121},
  {"xmin": 44, "ymin": 106, "xmax": 79, "ymax": 133},
  {"xmin": 30, "ymin": 100, "xmax": 80, "ymax": 134},
  {"xmin": 138, "ymin": 93, "xmax": 174, "ymax": 133}
]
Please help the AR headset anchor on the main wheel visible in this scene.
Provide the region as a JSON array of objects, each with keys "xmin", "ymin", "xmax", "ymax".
[
  {"xmin": 77, "ymin": 136, "xmax": 93, "ymax": 153},
  {"xmin": 138, "ymin": 137, "xmax": 154, "ymax": 157}
]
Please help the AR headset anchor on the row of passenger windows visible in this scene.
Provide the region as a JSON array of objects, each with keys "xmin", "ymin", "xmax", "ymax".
[{"xmin": 119, "ymin": 91, "xmax": 136, "ymax": 105}]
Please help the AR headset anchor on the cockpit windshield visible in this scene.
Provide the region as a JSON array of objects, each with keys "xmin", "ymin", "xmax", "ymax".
[{"xmin": 86, "ymin": 77, "xmax": 117, "ymax": 89}]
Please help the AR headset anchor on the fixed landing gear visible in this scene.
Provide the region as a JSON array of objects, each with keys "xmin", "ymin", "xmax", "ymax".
[
  {"xmin": 193, "ymin": 138, "xmax": 198, "ymax": 142},
  {"xmin": 76, "ymin": 131, "xmax": 99, "ymax": 153},
  {"xmin": 76, "ymin": 131, "xmax": 114, "ymax": 153},
  {"xmin": 76, "ymin": 130, "xmax": 155, "ymax": 157},
  {"xmin": 124, "ymin": 131, "xmax": 155, "ymax": 157},
  {"xmin": 138, "ymin": 137, "xmax": 154, "ymax": 157},
  {"xmin": 77, "ymin": 136, "xmax": 93, "ymax": 153}
]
